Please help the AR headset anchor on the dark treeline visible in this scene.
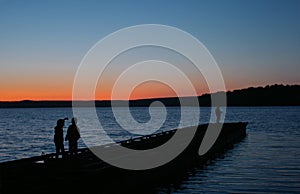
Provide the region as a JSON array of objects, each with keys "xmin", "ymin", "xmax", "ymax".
[
  {"xmin": 129, "ymin": 84, "xmax": 300, "ymax": 106},
  {"xmin": 226, "ymin": 84, "xmax": 300, "ymax": 106},
  {"xmin": 0, "ymin": 84, "xmax": 299, "ymax": 108}
]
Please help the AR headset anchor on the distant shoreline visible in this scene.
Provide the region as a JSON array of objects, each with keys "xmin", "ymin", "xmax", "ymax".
[{"xmin": 1, "ymin": 84, "xmax": 300, "ymax": 108}]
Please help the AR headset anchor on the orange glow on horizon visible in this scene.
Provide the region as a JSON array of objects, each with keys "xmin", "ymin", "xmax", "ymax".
[
  {"xmin": 1, "ymin": 84, "xmax": 205, "ymax": 101},
  {"xmin": 129, "ymin": 81, "xmax": 178, "ymax": 100},
  {"xmin": 1, "ymin": 77, "xmax": 282, "ymax": 101},
  {"xmin": 94, "ymin": 78, "xmax": 210, "ymax": 101},
  {"xmin": 0, "ymin": 86, "xmax": 73, "ymax": 101},
  {"xmin": 94, "ymin": 82, "xmax": 179, "ymax": 101},
  {"xmin": 0, "ymin": 76, "xmax": 73, "ymax": 101},
  {"xmin": 0, "ymin": 81, "xmax": 229, "ymax": 101}
]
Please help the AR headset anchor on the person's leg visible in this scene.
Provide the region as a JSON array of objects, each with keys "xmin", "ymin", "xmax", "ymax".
[
  {"xmin": 69, "ymin": 141, "xmax": 74, "ymax": 155},
  {"xmin": 74, "ymin": 141, "xmax": 78, "ymax": 155},
  {"xmin": 61, "ymin": 142, "xmax": 65, "ymax": 157},
  {"xmin": 55, "ymin": 146, "xmax": 59, "ymax": 158}
]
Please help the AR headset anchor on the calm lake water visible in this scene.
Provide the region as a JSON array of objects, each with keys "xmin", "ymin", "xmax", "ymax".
[{"xmin": 0, "ymin": 107, "xmax": 300, "ymax": 193}]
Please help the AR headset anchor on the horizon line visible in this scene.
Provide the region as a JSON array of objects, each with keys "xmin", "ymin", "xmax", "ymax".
[{"xmin": 1, "ymin": 83, "xmax": 298, "ymax": 103}]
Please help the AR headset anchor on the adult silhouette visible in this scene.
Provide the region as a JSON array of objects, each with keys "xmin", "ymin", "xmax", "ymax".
[
  {"xmin": 65, "ymin": 118, "xmax": 81, "ymax": 155},
  {"xmin": 54, "ymin": 118, "xmax": 67, "ymax": 158}
]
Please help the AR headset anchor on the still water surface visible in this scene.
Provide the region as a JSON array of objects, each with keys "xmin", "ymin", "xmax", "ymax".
[{"xmin": 0, "ymin": 107, "xmax": 299, "ymax": 193}]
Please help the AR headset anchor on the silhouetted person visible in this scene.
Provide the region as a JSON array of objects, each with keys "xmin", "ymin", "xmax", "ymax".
[
  {"xmin": 65, "ymin": 118, "xmax": 80, "ymax": 155},
  {"xmin": 215, "ymin": 106, "xmax": 222, "ymax": 123},
  {"xmin": 54, "ymin": 118, "xmax": 66, "ymax": 158}
]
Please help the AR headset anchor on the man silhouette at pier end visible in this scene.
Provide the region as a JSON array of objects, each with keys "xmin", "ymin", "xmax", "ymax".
[{"xmin": 215, "ymin": 106, "xmax": 223, "ymax": 123}]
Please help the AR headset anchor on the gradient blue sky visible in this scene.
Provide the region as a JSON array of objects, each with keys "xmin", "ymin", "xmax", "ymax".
[{"xmin": 0, "ymin": 0, "xmax": 299, "ymax": 100}]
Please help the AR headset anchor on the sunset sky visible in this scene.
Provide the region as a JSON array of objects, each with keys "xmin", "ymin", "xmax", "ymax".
[{"xmin": 0, "ymin": 0, "xmax": 299, "ymax": 101}]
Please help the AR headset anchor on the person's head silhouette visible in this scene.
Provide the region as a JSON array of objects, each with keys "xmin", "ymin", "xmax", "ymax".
[
  {"xmin": 57, "ymin": 119, "xmax": 65, "ymax": 127},
  {"xmin": 71, "ymin": 117, "xmax": 77, "ymax": 125}
]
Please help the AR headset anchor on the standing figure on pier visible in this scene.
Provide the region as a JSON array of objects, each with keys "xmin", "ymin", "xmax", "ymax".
[
  {"xmin": 65, "ymin": 117, "xmax": 81, "ymax": 155},
  {"xmin": 54, "ymin": 118, "xmax": 67, "ymax": 158},
  {"xmin": 215, "ymin": 106, "xmax": 223, "ymax": 123}
]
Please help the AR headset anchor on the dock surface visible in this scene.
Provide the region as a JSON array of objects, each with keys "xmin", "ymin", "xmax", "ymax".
[{"xmin": 0, "ymin": 122, "xmax": 248, "ymax": 194}]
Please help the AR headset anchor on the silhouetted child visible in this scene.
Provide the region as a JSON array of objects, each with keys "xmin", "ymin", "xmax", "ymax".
[
  {"xmin": 65, "ymin": 118, "xmax": 80, "ymax": 155},
  {"xmin": 215, "ymin": 106, "xmax": 222, "ymax": 123},
  {"xmin": 54, "ymin": 119, "xmax": 66, "ymax": 158}
]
